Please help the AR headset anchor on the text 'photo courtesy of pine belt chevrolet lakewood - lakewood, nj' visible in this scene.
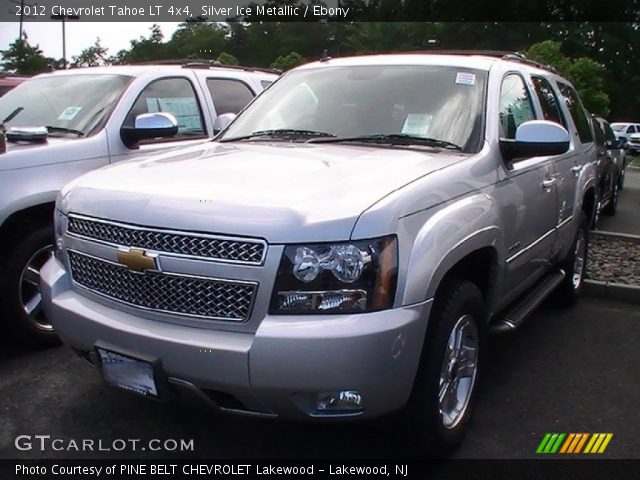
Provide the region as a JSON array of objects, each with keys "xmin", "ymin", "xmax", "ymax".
[{"xmin": 0, "ymin": 49, "xmax": 611, "ymax": 456}]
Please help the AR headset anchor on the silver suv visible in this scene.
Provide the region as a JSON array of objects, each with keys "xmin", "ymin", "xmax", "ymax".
[
  {"xmin": 41, "ymin": 52, "xmax": 598, "ymax": 453},
  {"xmin": 0, "ymin": 62, "xmax": 276, "ymax": 344}
]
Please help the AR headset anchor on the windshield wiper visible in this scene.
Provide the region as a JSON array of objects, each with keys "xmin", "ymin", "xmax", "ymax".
[
  {"xmin": 2, "ymin": 107, "xmax": 24, "ymax": 125},
  {"xmin": 45, "ymin": 125, "xmax": 84, "ymax": 137},
  {"xmin": 220, "ymin": 129, "xmax": 336, "ymax": 142},
  {"xmin": 308, "ymin": 133, "xmax": 462, "ymax": 150}
]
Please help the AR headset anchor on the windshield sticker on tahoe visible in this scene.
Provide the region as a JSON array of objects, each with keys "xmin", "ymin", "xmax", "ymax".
[
  {"xmin": 455, "ymin": 72, "xmax": 476, "ymax": 86},
  {"xmin": 57, "ymin": 106, "xmax": 82, "ymax": 121}
]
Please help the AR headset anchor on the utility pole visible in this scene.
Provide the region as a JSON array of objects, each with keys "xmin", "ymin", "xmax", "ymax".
[
  {"xmin": 50, "ymin": 14, "xmax": 80, "ymax": 69},
  {"xmin": 9, "ymin": 0, "xmax": 39, "ymax": 40}
]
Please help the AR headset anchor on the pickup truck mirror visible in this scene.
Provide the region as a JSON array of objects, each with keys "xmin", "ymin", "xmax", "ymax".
[
  {"xmin": 120, "ymin": 112, "xmax": 179, "ymax": 148},
  {"xmin": 213, "ymin": 113, "xmax": 237, "ymax": 135},
  {"xmin": 500, "ymin": 120, "xmax": 570, "ymax": 161}
]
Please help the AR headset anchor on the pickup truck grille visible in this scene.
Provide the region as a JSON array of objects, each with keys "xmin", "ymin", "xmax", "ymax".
[
  {"xmin": 67, "ymin": 214, "xmax": 266, "ymax": 265},
  {"xmin": 68, "ymin": 251, "xmax": 256, "ymax": 321}
]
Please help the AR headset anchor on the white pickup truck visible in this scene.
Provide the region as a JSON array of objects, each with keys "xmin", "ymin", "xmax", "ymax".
[{"xmin": 0, "ymin": 62, "xmax": 277, "ymax": 344}]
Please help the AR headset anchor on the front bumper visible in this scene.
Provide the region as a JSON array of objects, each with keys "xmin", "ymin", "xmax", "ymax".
[{"xmin": 41, "ymin": 257, "xmax": 431, "ymax": 420}]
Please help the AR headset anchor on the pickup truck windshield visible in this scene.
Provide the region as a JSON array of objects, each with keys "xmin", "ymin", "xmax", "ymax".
[
  {"xmin": 221, "ymin": 65, "xmax": 487, "ymax": 153},
  {"xmin": 0, "ymin": 74, "xmax": 131, "ymax": 136}
]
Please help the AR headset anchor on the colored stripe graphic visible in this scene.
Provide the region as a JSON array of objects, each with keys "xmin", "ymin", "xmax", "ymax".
[{"xmin": 538, "ymin": 433, "xmax": 613, "ymax": 454}]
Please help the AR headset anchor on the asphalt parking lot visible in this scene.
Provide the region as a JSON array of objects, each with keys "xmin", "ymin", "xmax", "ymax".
[{"xmin": 1, "ymin": 296, "xmax": 638, "ymax": 460}]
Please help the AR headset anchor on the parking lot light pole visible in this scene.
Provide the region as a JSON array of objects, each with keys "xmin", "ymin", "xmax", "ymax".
[{"xmin": 50, "ymin": 14, "xmax": 80, "ymax": 69}]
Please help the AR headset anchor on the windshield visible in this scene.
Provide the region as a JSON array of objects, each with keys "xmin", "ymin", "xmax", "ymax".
[
  {"xmin": 610, "ymin": 124, "xmax": 625, "ymax": 132},
  {"xmin": 0, "ymin": 74, "xmax": 131, "ymax": 136},
  {"xmin": 220, "ymin": 65, "xmax": 487, "ymax": 152}
]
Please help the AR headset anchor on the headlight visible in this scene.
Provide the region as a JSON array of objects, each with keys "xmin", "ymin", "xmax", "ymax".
[{"xmin": 270, "ymin": 235, "xmax": 398, "ymax": 314}]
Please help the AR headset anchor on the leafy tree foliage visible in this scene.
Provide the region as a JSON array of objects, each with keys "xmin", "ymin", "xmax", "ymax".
[
  {"xmin": 270, "ymin": 51, "xmax": 306, "ymax": 70},
  {"xmin": 217, "ymin": 52, "xmax": 239, "ymax": 65},
  {"xmin": 71, "ymin": 38, "xmax": 108, "ymax": 68},
  {"xmin": 0, "ymin": 38, "xmax": 53, "ymax": 74}
]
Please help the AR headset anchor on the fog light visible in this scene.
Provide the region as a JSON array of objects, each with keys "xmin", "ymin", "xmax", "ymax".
[
  {"xmin": 278, "ymin": 290, "xmax": 367, "ymax": 312},
  {"xmin": 316, "ymin": 390, "xmax": 363, "ymax": 413}
]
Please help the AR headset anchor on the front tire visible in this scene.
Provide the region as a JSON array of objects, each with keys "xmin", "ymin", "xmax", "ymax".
[
  {"xmin": 403, "ymin": 278, "xmax": 486, "ymax": 457},
  {"xmin": 1, "ymin": 224, "xmax": 59, "ymax": 346}
]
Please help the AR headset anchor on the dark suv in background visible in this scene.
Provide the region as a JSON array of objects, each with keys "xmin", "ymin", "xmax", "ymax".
[{"xmin": 592, "ymin": 115, "xmax": 625, "ymax": 225}]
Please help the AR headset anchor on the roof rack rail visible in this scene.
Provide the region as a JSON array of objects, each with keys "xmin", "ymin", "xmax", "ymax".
[
  {"xmin": 418, "ymin": 49, "xmax": 559, "ymax": 74},
  {"xmin": 127, "ymin": 59, "xmax": 281, "ymax": 75}
]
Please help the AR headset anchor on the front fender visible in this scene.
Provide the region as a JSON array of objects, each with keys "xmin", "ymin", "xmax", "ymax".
[{"xmin": 400, "ymin": 193, "xmax": 504, "ymax": 306}]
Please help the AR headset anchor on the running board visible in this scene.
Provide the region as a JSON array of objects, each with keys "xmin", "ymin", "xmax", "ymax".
[{"xmin": 489, "ymin": 269, "xmax": 566, "ymax": 335}]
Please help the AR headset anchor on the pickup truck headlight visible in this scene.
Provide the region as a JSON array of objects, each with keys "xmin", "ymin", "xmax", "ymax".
[{"xmin": 270, "ymin": 236, "xmax": 398, "ymax": 314}]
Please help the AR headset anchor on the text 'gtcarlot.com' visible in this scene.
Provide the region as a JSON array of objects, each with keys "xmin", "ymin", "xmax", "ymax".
[{"xmin": 14, "ymin": 435, "xmax": 194, "ymax": 452}]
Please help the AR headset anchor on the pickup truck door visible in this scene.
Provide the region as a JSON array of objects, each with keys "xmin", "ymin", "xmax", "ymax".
[
  {"xmin": 496, "ymin": 73, "xmax": 559, "ymax": 303},
  {"xmin": 106, "ymin": 74, "xmax": 215, "ymax": 164}
]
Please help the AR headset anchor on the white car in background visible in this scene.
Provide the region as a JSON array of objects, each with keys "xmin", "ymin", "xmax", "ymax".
[
  {"xmin": 0, "ymin": 61, "xmax": 277, "ymax": 344},
  {"xmin": 610, "ymin": 122, "xmax": 640, "ymax": 148}
]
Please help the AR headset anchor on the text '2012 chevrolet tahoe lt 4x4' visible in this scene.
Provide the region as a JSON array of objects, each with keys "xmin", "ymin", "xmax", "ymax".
[{"xmin": 41, "ymin": 52, "xmax": 598, "ymax": 454}]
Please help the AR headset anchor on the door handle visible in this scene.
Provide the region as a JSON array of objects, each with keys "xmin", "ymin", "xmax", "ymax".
[
  {"xmin": 541, "ymin": 177, "xmax": 558, "ymax": 189},
  {"xmin": 571, "ymin": 165, "xmax": 583, "ymax": 177}
]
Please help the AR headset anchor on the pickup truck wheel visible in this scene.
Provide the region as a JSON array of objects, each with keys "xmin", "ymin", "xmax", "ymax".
[
  {"xmin": 603, "ymin": 180, "xmax": 618, "ymax": 216},
  {"xmin": 555, "ymin": 213, "xmax": 588, "ymax": 304},
  {"xmin": 618, "ymin": 167, "xmax": 625, "ymax": 190},
  {"xmin": 402, "ymin": 278, "xmax": 486, "ymax": 457},
  {"xmin": 1, "ymin": 225, "xmax": 59, "ymax": 346}
]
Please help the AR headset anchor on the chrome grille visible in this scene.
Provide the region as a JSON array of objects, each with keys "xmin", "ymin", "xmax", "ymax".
[
  {"xmin": 67, "ymin": 215, "xmax": 266, "ymax": 265},
  {"xmin": 68, "ymin": 251, "xmax": 256, "ymax": 321}
]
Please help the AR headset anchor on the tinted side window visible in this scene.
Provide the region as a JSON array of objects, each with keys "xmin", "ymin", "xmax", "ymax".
[
  {"xmin": 532, "ymin": 76, "xmax": 565, "ymax": 127},
  {"xmin": 604, "ymin": 122, "xmax": 616, "ymax": 143},
  {"xmin": 125, "ymin": 77, "xmax": 205, "ymax": 139},
  {"xmin": 627, "ymin": 125, "xmax": 636, "ymax": 133},
  {"xmin": 557, "ymin": 82, "xmax": 593, "ymax": 143},
  {"xmin": 207, "ymin": 79, "xmax": 255, "ymax": 115},
  {"xmin": 593, "ymin": 119, "xmax": 605, "ymax": 146},
  {"xmin": 499, "ymin": 74, "xmax": 535, "ymax": 139}
]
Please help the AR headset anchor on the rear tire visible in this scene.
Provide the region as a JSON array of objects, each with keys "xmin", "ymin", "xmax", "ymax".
[
  {"xmin": 555, "ymin": 212, "xmax": 588, "ymax": 305},
  {"xmin": 603, "ymin": 180, "xmax": 618, "ymax": 216},
  {"xmin": 402, "ymin": 278, "xmax": 486, "ymax": 457},
  {"xmin": 0, "ymin": 224, "xmax": 60, "ymax": 347}
]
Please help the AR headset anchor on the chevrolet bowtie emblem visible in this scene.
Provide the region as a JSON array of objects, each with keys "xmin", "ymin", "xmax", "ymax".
[{"xmin": 117, "ymin": 247, "xmax": 158, "ymax": 272}]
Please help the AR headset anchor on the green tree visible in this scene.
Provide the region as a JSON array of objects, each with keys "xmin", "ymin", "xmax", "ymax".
[
  {"xmin": 167, "ymin": 22, "xmax": 227, "ymax": 59},
  {"xmin": 71, "ymin": 38, "xmax": 108, "ymax": 68},
  {"xmin": 0, "ymin": 38, "xmax": 50, "ymax": 74},
  {"xmin": 270, "ymin": 51, "xmax": 306, "ymax": 71},
  {"xmin": 216, "ymin": 52, "xmax": 239, "ymax": 65},
  {"xmin": 525, "ymin": 40, "xmax": 609, "ymax": 116}
]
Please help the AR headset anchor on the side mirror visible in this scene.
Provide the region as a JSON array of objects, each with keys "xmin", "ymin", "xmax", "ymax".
[
  {"xmin": 500, "ymin": 120, "xmax": 570, "ymax": 161},
  {"xmin": 120, "ymin": 112, "xmax": 178, "ymax": 148},
  {"xmin": 213, "ymin": 112, "xmax": 237, "ymax": 135}
]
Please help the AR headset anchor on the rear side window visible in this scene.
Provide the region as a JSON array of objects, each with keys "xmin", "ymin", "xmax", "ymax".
[
  {"xmin": 207, "ymin": 79, "xmax": 255, "ymax": 115},
  {"xmin": 531, "ymin": 76, "xmax": 566, "ymax": 127},
  {"xmin": 557, "ymin": 82, "xmax": 593, "ymax": 143},
  {"xmin": 592, "ymin": 118, "xmax": 605, "ymax": 146},
  {"xmin": 603, "ymin": 122, "xmax": 616, "ymax": 143},
  {"xmin": 499, "ymin": 74, "xmax": 535, "ymax": 139}
]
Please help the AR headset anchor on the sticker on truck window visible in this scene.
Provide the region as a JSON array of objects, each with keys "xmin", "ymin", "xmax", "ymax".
[
  {"xmin": 455, "ymin": 72, "xmax": 476, "ymax": 86},
  {"xmin": 57, "ymin": 106, "xmax": 82, "ymax": 121},
  {"xmin": 402, "ymin": 114, "xmax": 433, "ymax": 136},
  {"xmin": 146, "ymin": 97, "xmax": 202, "ymax": 133}
]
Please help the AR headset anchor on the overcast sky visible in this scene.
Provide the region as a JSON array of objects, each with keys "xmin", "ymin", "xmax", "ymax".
[{"xmin": 0, "ymin": 22, "xmax": 181, "ymax": 60}]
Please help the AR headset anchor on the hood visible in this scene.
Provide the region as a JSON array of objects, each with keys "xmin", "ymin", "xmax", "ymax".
[
  {"xmin": 0, "ymin": 132, "xmax": 107, "ymax": 171},
  {"xmin": 61, "ymin": 141, "xmax": 465, "ymax": 243}
]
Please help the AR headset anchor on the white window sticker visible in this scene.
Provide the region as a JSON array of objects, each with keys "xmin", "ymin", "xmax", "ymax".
[
  {"xmin": 455, "ymin": 72, "xmax": 476, "ymax": 86},
  {"xmin": 57, "ymin": 106, "xmax": 82, "ymax": 121},
  {"xmin": 402, "ymin": 114, "xmax": 433, "ymax": 136},
  {"xmin": 146, "ymin": 97, "xmax": 202, "ymax": 132}
]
